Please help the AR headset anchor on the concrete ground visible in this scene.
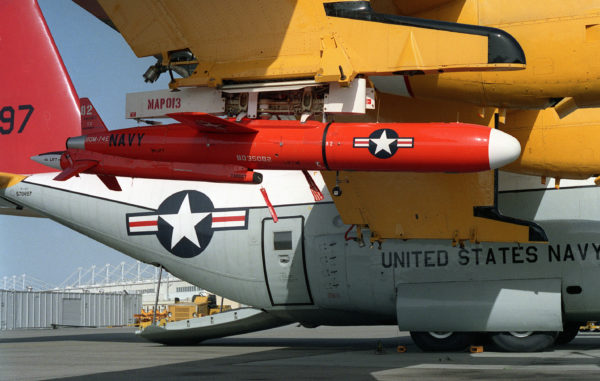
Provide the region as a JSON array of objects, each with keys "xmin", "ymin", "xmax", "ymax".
[{"xmin": 1, "ymin": 325, "xmax": 600, "ymax": 380}]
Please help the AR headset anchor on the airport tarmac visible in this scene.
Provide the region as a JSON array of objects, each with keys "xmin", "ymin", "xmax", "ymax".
[{"xmin": 1, "ymin": 325, "xmax": 600, "ymax": 380}]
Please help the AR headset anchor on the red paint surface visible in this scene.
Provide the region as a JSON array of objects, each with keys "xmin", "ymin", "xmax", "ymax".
[
  {"xmin": 212, "ymin": 216, "xmax": 246, "ymax": 223},
  {"xmin": 0, "ymin": 0, "xmax": 80, "ymax": 174},
  {"xmin": 74, "ymin": 117, "xmax": 492, "ymax": 174},
  {"xmin": 60, "ymin": 148, "xmax": 258, "ymax": 183},
  {"xmin": 129, "ymin": 221, "xmax": 158, "ymax": 227}
]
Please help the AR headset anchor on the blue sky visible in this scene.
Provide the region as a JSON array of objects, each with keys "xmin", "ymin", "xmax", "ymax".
[{"xmin": 0, "ymin": 0, "xmax": 171, "ymax": 286}]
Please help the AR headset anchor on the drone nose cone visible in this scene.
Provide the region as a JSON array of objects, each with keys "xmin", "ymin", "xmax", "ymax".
[
  {"xmin": 488, "ymin": 129, "xmax": 521, "ymax": 169},
  {"xmin": 31, "ymin": 151, "xmax": 63, "ymax": 170}
]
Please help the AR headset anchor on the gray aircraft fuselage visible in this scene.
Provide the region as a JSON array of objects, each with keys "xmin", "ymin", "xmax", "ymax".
[{"xmin": 2, "ymin": 170, "xmax": 598, "ymax": 332}]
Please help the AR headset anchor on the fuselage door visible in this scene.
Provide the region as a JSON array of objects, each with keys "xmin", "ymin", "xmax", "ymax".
[{"xmin": 262, "ymin": 216, "xmax": 313, "ymax": 306}]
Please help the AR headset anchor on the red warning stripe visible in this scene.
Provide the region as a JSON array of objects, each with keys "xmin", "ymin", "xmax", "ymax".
[
  {"xmin": 129, "ymin": 220, "xmax": 158, "ymax": 227},
  {"xmin": 212, "ymin": 216, "xmax": 245, "ymax": 223}
]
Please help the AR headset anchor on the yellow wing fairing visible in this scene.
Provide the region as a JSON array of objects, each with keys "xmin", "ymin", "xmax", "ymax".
[
  {"xmin": 323, "ymin": 1, "xmax": 525, "ymax": 66},
  {"xmin": 323, "ymin": 170, "xmax": 547, "ymax": 244}
]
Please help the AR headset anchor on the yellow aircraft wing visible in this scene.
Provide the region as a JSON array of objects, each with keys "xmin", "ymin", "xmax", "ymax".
[{"xmin": 76, "ymin": 0, "xmax": 525, "ymax": 88}]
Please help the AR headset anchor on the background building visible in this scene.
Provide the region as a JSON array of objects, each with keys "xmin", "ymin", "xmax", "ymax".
[{"xmin": 1, "ymin": 261, "xmax": 240, "ymax": 330}]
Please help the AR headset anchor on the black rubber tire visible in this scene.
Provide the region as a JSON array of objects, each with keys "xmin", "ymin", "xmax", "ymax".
[
  {"xmin": 555, "ymin": 324, "xmax": 579, "ymax": 346},
  {"xmin": 490, "ymin": 332, "xmax": 558, "ymax": 352},
  {"xmin": 410, "ymin": 331, "xmax": 473, "ymax": 352}
]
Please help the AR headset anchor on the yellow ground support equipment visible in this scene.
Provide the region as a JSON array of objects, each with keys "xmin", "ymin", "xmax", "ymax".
[
  {"xmin": 135, "ymin": 294, "xmax": 232, "ymax": 328},
  {"xmin": 580, "ymin": 322, "xmax": 600, "ymax": 332},
  {"xmin": 166, "ymin": 295, "xmax": 232, "ymax": 322}
]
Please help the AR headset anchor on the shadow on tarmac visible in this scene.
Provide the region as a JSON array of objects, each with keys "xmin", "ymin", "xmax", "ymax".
[
  {"xmin": 0, "ymin": 328, "xmax": 404, "ymax": 348},
  {"xmin": 0, "ymin": 331, "xmax": 145, "ymax": 344},
  {"xmin": 4, "ymin": 329, "xmax": 600, "ymax": 381},
  {"xmin": 50, "ymin": 338, "xmax": 600, "ymax": 381}
]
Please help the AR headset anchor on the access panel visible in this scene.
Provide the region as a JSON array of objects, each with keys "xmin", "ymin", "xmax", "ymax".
[{"xmin": 262, "ymin": 216, "xmax": 313, "ymax": 306}]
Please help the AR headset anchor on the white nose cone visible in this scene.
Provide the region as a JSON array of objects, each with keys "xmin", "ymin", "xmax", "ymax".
[
  {"xmin": 31, "ymin": 152, "xmax": 63, "ymax": 170},
  {"xmin": 488, "ymin": 129, "xmax": 521, "ymax": 169}
]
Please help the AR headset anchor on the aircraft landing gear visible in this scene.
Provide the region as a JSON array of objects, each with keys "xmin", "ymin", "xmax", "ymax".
[
  {"xmin": 490, "ymin": 331, "xmax": 558, "ymax": 352},
  {"xmin": 410, "ymin": 331, "xmax": 473, "ymax": 352},
  {"xmin": 411, "ymin": 330, "xmax": 569, "ymax": 352}
]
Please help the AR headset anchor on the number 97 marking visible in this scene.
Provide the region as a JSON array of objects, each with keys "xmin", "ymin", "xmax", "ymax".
[{"xmin": 0, "ymin": 105, "xmax": 34, "ymax": 135}]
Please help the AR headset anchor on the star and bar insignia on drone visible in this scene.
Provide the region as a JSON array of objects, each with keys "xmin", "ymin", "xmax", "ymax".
[
  {"xmin": 126, "ymin": 190, "xmax": 248, "ymax": 258},
  {"xmin": 353, "ymin": 128, "xmax": 414, "ymax": 159}
]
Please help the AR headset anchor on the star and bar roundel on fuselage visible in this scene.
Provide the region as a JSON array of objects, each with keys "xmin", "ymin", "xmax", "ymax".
[
  {"xmin": 126, "ymin": 190, "xmax": 248, "ymax": 258},
  {"xmin": 353, "ymin": 128, "xmax": 414, "ymax": 159}
]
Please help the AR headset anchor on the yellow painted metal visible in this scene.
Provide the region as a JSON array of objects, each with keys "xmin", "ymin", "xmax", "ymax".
[
  {"xmin": 98, "ymin": 0, "xmax": 519, "ymax": 87},
  {"xmin": 370, "ymin": 0, "xmax": 460, "ymax": 16},
  {"xmin": 159, "ymin": 295, "xmax": 233, "ymax": 322},
  {"xmin": 322, "ymin": 171, "xmax": 531, "ymax": 243},
  {"xmin": 399, "ymin": 0, "xmax": 600, "ymax": 109},
  {"xmin": 326, "ymin": 16, "xmax": 491, "ymax": 76},
  {"xmin": 0, "ymin": 172, "xmax": 26, "ymax": 189},
  {"xmin": 501, "ymin": 107, "xmax": 600, "ymax": 179},
  {"xmin": 209, "ymin": 306, "xmax": 232, "ymax": 315}
]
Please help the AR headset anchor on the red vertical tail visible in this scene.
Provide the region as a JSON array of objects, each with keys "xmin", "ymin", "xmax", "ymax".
[
  {"xmin": 0, "ymin": 0, "xmax": 81, "ymax": 174},
  {"xmin": 80, "ymin": 98, "xmax": 108, "ymax": 135}
]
